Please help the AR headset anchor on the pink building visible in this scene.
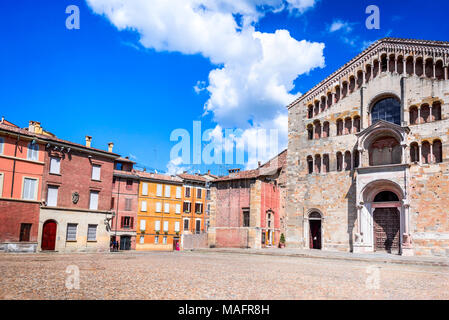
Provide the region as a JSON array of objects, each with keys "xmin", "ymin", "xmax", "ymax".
[
  {"xmin": 110, "ymin": 157, "xmax": 139, "ymax": 250},
  {"xmin": 209, "ymin": 150, "xmax": 287, "ymax": 249}
]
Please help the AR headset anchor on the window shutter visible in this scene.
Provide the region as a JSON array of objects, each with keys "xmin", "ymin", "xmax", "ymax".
[
  {"xmin": 89, "ymin": 191, "xmax": 99, "ymax": 210},
  {"xmin": 156, "ymin": 184, "xmax": 162, "ymax": 197},
  {"xmin": 92, "ymin": 165, "xmax": 101, "ymax": 181},
  {"xmin": 140, "ymin": 236, "xmax": 144, "ymax": 244},
  {"xmin": 165, "ymin": 185, "xmax": 170, "ymax": 197},
  {"xmin": 66, "ymin": 224, "xmax": 77, "ymax": 241},
  {"xmin": 47, "ymin": 186, "xmax": 58, "ymax": 207},
  {"xmin": 0, "ymin": 138, "xmax": 3, "ymax": 155},
  {"xmin": 121, "ymin": 216, "xmax": 125, "ymax": 228},
  {"xmin": 175, "ymin": 221, "xmax": 180, "ymax": 232},
  {"xmin": 176, "ymin": 187, "xmax": 181, "ymax": 199},
  {"xmin": 163, "ymin": 221, "xmax": 169, "ymax": 232},
  {"xmin": 0, "ymin": 174, "xmax": 4, "ymax": 197},
  {"xmin": 176, "ymin": 204, "xmax": 181, "ymax": 214},
  {"xmin": 155, "ymin": 220, "xmax": 161, "ymax": 231},
  {"xmin": 87, "ymin": 225, "xmax": 97, "ymax": 241},
  {"xmin": 130, "ymin": 217, "xmax": 134, "ymax": 229},
  {"xmin": 156, "ymin": 202, "xmax": 162, "ymax": 212},
  {"xmin": 140, "ymin": 219, "xmax": 146, "ymax": 231},
  {"xmin": 142, "ymin": 183, "xmax": 148, "ymax": 196},
  {"xmin": 23, "ymin": 178, "xmax": 37, "ymax": 200},
  {"xmin": 164, "ymin": 203, "xmax": 170, "ymax": 213},
  {"xmin": 50, "ymin": 158, "xmax": 61, "ymax": 174},
  {"xmin": 141, "ymin": 201, "xmax": 147, "ymax": 212}
]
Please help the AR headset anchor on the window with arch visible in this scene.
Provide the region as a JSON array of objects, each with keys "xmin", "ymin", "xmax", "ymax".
[
  {"xmin": 353, "ymin": 116, "xmax": 361, "ymax": 133},
  {"xmin": 421, "ymin": 104, "xmax": 430, "ymax": 123},
  {"xmin": 323, "ymin": 154, "xmax": 330, "ymax": 173},
  {"xmin": 432, "ymin": 102, "xmax": 442, "ymax": 121},
  {"xmin": 344, "ymin": 117, "xmax": 352, "ymax": 135},
  {"xmin": 410, "ymin": 142, "xmax": 419, "ymax": 163},
  {"xmin": 344, "ymin": 151, "xmax": 351, "ymax": 171},
  {"xmin": 320, "ymin": 97, "xmax": 326, "ymax": 112},
  {"xmin": 342, "ymin": 82, "xmax": 348, "ymax": 98},
  {"xmin": 336, "ymin": 119, "xmax": 343, "ymax": 136},
  {"xmin": 322, "ymin": 122, "xmax": 330, "ymax": 138},
  {"xmin": 421, "ymin": 141, "xmax": 431, "ymax": 164},
  {"xmin": 308, "ymin": 105, "xmax": 313, "ymax": 119},
  {"xmin": 314, "ymin": 101, "xmax": 320, "ymax": 116},
  {"xmin": 406, "ymin": 57, "xmax": 414, "ymax": 75},
  {"xmin": 433, "ymin": 140, "xmax": 443, "ymax": 164},
  {"xmin": 307, "ymin": 156, "xmax": 313, "ymax": 174},
  {"xmin": 409, "ymin": 106, "xmax": 418, "ymax": 125},
  {"xmin": 381, "ymin": 55, "xmax": 388, "ymax": 72},
  {"xmin": 435, "ymin": 60, "xmax": 444, "ymax": 80},
  {"xmin": 397, "ymin": 56, "xmax": 404, "ymax": 74},
  {"xmin": 415, "ymin": 57, "xmax": 424, "ymax": 76},
  {"xmin": 336, "ymin": 152, "xmax": 343, "ymax": 172},
  {"xmin": 314, "ymin": 155, "xmax": 321, "ymax": 174},
  {"xmin": 425, "ymin": 58, "xmax": 433, "ymax": 78},
  {"xmin": 371, "ymin": 97, "xmax": 401, "ymax": 125},
  {"xmin": 327, "ymin": 93, "xmax": 332, "ymax": 108},
  {"xmin": 349, "ymin": 76, "xmax": 355, "ymax": 93},
  {"xmin": 27, "ymin": 142, "xmax": 39, "ymax": 161},
  {"xmin": 314, "ymin": 121, "xmax": 321, "ymax": 139},
  {"xmin": 307, "ymin": 124, "xmax": 313, "ymax": 140}
]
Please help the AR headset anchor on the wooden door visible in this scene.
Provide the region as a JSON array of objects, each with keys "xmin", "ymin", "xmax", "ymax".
[
  {"xmin": 309, "ymin": 220, "xmax": 322, "ymax": 250},
  {"xmin": 373, "ymin": 208, "xmax": 400, "ymax": 253},
  {"xmin": 41, "ymin": 220, "xmax": 57, "ymax": 251}
]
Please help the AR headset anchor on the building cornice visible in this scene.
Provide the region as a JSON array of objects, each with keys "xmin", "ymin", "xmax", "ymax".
[{"xmin": 287, "ymin": 38, "xmax": 449, "ymax": 109}]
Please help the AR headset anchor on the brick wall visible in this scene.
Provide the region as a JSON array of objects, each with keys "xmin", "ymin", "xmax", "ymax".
[{"xmin": 0, "ymin": 199, "xmax": 40, "ymax": 243}]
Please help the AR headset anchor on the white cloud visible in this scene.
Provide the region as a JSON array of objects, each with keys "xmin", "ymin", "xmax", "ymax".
[
  {"xmin": 87, "ymin": 0, "xmax": 324, "ymax": 169},
  {"xmin": 329, "ymin": 20, "xmax": 353, "ymax": 33},
  {"xmin": 166, "ymin": 156, "xmax": 189, "ymax": 175}
]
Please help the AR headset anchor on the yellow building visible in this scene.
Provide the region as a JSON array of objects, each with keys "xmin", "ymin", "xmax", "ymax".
[{"xmin": 135, "ymin": 171, "xmax": 183, "ymax": 251}]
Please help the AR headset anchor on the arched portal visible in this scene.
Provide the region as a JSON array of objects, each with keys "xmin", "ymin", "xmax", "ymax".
[
  {"xmin": 308, "ymin": 211, "xmax": 322, "ymax": 250},
  {"xmin": 360, "ymin": 181, "xmax": 405, "ymax": 255}
]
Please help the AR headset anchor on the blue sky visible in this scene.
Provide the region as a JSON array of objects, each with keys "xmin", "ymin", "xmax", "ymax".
[{"xmin": 1, "ymin": 0, "xmax": 448, "ymax": 176}]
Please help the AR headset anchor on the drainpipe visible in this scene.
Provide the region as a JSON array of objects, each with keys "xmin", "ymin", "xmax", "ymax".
[
  {"xmin": 11, "ymin": 133, "xmax": 21, "ymax": 198},
  {"xmin": 114, "ymin": 177, "xmax": 121, "ymax": 249}
]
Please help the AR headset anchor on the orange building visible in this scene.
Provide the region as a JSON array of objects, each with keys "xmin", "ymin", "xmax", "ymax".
[
  {"xmin": 0, "ymin": 120, "xmax": 47, "ymax": 252},
  {"xmin": 178, "ymin": 173, "xmax": 209, "ymax": 241},
  {"xmin": 135, "ymin": 171, "xmax": 183, "ymax": 251}
]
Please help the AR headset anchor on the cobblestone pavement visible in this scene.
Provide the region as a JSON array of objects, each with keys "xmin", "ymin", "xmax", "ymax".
[{"xmin": 0, "ymin": 251, "xmax": 448, "ymax": 300}]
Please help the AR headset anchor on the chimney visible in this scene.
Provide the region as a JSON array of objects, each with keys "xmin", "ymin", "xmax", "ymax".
[
  {"xmin": 108, "ymin": 142, "xmax": 114, "ymax": 153},
  {"xmin": 85, "ymin": 136, "xmax": 92, "ymax": 148},
  {"xmin": 28, "ymin": 121, "xmax": 43, "ymax": 134},
  {"xmin": 258, "ymin": 161, "xmax": 261, "ymax": 168},
  {"xmin": 1, "ymin": 116, "xmax": 4, "ymax": 123},
  {"xmin": 208, "ymin": 170, "xmax": 210, "ymax": 175}
]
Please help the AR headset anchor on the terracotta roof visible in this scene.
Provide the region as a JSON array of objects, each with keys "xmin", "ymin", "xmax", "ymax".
[
  {"xmin": 135, "ymin": 170, "xmax": 183, "ymax": 184},
  {"xmin": 177, "ymin": 173, "xmax": 207, "ymax": 182},
  {"xmin": 116, "ymin": 157, "xmax": 136, "ymax": 164},
  {"xmin": 0, "ymin": 123, "xmax": 120, "ymax": 158},
  {"xmin": 213, "ymin": 149, "xmax": 287, "ymax": 182},
  {"xmin": 113, "ymin": 169, "xmax": 140, "ymax": 179}
]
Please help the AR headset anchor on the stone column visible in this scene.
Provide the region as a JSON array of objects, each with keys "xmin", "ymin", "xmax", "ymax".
[
  {"xmin": 403, "ymin": 58, "xmax": 406, "ymax": 75},
  {"xmin": 413, "ymin": 58, "xmax": 416, "ymax": 75},
  {"xmin": 402, "ymin": 204, "xmax": 414, "ymax": 256},
  {"xmin": 401, "ymin": 143, "xmax": 407, "ymax": 164},
  {"xmin": 419, "ymin": 144, "xmax": 422, "ymax": 165},
  {"xmin": 422, "ymin": 59, "xmax": 425, "ymax": 78},
  {"xmin": 430, "ymin": 143, "xmax": 434, "ymax": 164},
  {"xmin": 445, "ymin": 66, "xmax": 448, "ymax": 80},
  {"xmin": 418, "ymin": 107, "xmax": 421, "ymax": 124},
  {"xmin": 433, "ymin": 62, "xmax": 436, "ymax": 79}
]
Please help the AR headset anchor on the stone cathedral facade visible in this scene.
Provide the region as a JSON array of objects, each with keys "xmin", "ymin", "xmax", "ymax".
[{"xmin": 286, "ymin": 38, "xmax": 449, "ymax": 257}]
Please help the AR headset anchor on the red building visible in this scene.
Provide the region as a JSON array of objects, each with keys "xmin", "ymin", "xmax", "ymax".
[
  {"xmin": 209, "ymin": 150, "xmax": 287, "ymax": 249},
  {"xmin": 38, "ymin": 133, "xmax": 119, "ymax": 252},
  {"xmin": 0, "ymin": 120, "xmax": 46, "ymax": 252},
  {"xmin": 111, "ymin": 157, "xmax": 139, "ymax": 250}
]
